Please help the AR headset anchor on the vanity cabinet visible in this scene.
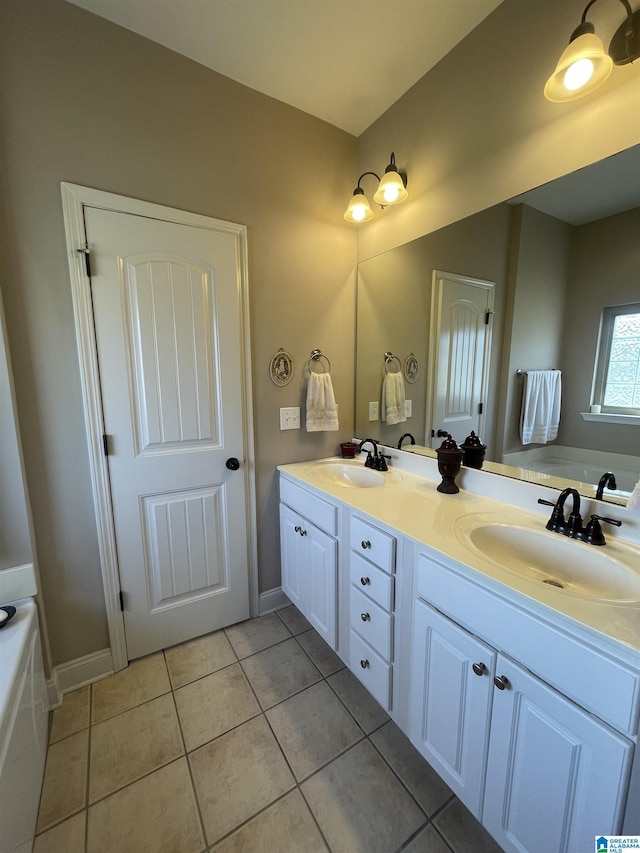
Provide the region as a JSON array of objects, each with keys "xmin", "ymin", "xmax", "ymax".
[
  {"xmin": 279, "ymin": 478, "xmax": 338, "ymax": 648},
  {"xmin": 410, "ymin": 549, "xmax": 636, "ymax": 851},
  {"xmin": 348, "ymin": 515, "xmax": 396, "ymax": 710}
]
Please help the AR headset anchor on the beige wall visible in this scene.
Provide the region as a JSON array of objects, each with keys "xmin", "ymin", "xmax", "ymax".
[
  {"xmin": 357, "ymin": 0, "xmax": 640, "ymax": 262},
  {"xmin": 501, "ymin": 206, "xmax": 571, "ymax": 455},
  {"xmin": 558, "ymin": 207, "xmax": 640, "ymax": 455},
  {"xmin": 0, "ymin": 0, "xmax": 357, "ymax": 665}
]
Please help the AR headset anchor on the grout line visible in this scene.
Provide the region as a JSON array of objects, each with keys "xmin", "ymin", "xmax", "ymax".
[{"xmin": 170, "ymin": 686, "xmax": 208, "ymax": 850}]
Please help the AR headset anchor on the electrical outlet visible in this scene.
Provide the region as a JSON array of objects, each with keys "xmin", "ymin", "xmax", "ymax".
[
  {"xmin": 404, "ymin": 399, "xmax": 412, "ymax": 417},
  {"xmin": 279, "ymin": 406, "xmax": 300, "ymax": 430},
  {"xmin": 369, "ymin": 401, "xmax": 379, "ymax": 421}
]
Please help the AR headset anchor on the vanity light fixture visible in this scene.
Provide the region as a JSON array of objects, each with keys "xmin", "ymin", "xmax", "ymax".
[
  {"xmin": 343, "ymin": 152, "xmax": 408, "ymax": 223},
  {"xmin": 544, "ymin": 0, "xmax": 640, "ymax": 102}
]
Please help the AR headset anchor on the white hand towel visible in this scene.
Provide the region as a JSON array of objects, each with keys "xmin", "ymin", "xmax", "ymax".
[
  {"xmin": 306, "ymin": 372, "xmax": 339, "ymax": 432},
  {"xmin": 382, "ymin": 372, "xmax": 407, "ymax": 425},
  {"xmin": 519, "ymin": 370, "xmax": 561, "ymax": 445}
]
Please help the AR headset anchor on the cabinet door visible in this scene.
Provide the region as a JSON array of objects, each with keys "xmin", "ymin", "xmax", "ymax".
[
  {"xmin": 409, "ymin": 599, "xmax": 496, "ymax": 817},
  {"xmin": 483, "ymin": 655, "xmax": 633, "ymax": 853},
  {"xmin": 279, "ymin": 503, "xmax": 306, "ymax": 611},
  {"xmin": 306, "ymin": 523, "xmax": 337, "ymax": 648}
]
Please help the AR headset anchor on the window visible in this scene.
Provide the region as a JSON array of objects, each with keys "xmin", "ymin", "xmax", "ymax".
[{"xmin": 593, "ymin": 303, "xmax": 640, "ymax": 415}]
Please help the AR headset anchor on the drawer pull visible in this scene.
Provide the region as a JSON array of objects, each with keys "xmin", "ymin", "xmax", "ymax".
[
  {"xmin": 360, "ymin": 612, "xmax": 371, "ymax": 622},
  {"xmin": 472, "ymin": 662, "xmax": 487, "ymax": 676},
  {"xmin": 361, "ymin": 540, "xmax": 372, "ymax": 549},
  {"xmin": 360, "ymin": 659, "xmax": 370, "ymax": 669},
  {"xmin": 360, "ymin": 577, "xmax": 371, "ymax": 586},
  {"xmin": 494, "ymin": 675, "xmax": 510, "ymax": 690}
]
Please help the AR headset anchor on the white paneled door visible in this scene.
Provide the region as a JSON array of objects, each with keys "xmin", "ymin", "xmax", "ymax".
[
  {"xmin": 429, "ymin": 271, "xmax": 494, "ymax": 447},
  {"xmin": 85, "ymin": 207, "xmax": 251, "ymax": 660}
]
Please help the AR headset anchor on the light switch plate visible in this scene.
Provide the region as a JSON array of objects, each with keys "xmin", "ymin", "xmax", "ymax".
[
  {"xmin": 405, "ymin": 399, "xmax": 412, "ymax": 417},
  {"xmin": 369, "ymin": 402, "xmax": 379, "ymax": 421},
  {"xmin": 280, "ymin": 406, "xmax": 300, "ymax": 430}
]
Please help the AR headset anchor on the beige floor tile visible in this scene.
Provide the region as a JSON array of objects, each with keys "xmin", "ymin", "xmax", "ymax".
[
  {"xmin": 33, "ymin": 810, "xmax": 86, "ymax": 853},
  {"xmin": 91, "ymin": 653, "xmax": 170, "ymax": 723},
  {"xmin": 174, "ymin": 663, "xmax": 260, "ymax": 752},
  {"xmin": 403, "ymin": 824, "xmax": 453, "ymax": 853},
  {"xmin": 327, "ymin": 667, "xmax": 390, "ymax": 734},
  {"xmin": 49, "ymin": 686, "xmax": 90, "ymax": 744},
  {"xmin": 89, "ymin": 693, "xmax": 184, "ymax": 803},
  {"xmin": 370, "ymin": 721, "xmax": 453, "ymax": 816},
  {"xmin": 224, "ymin": 613, "xmax": 291, "ymax": 659},
  {"xmin": 301, "ymin": 740, "xmax": 425, "ymax": 853},
  {"xmin": 296, "ymin": 629, "xmax": 344, "ymax": 677},
  {"xmin": 433, "ymin": 798, "xmax": 503, "ymax": 853},
  {"xmin": 240, "ymin": 637, "xmax": 321, "ymax": 709},
  {"xmin": 36, "ymin": 729, "xmax": 89, "ymax": 833},
  {"xmin": 211, "ymin": 789, "xmax": 328, "ymax": 852},
  {"xmin": 276, "ymin": 604, "xmax": 312, "ymax": 635},
  {"xmin": 165, "ymin": 630, "xmax": 236, "ymax": 689},
  {"xmin": 86, "ymin": 757, "xmax": 205, "ymax": 853},
  {"xmin": 189, "ymin": 715, "xmax": 295, "ymax": 846},
  {"xmin": 266, "ymin": 681, "xmax": 363, "ymax": 781}
]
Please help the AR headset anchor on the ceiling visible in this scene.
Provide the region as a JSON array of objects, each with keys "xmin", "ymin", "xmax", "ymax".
[{"xmin": 66, "ymin": 0, "xmax": 504, "ymax": 136}]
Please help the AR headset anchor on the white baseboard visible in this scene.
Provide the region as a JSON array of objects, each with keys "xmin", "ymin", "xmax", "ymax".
[
  {"xmin": 47, "ymin": 647, "xmax": 114, "ymax": 708},
  {"xmin": 259, "ymin": 587, "xmax": 290, "ymax": 615}
]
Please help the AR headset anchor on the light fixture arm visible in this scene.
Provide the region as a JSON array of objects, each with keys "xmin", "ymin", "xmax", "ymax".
[
  {"xmin": 355, "ymin": 171, "xmax": 382, "ymax": 190},
  {"xmin": 570, "ymin": 0, "xmax": 638, "ymax": 63}
]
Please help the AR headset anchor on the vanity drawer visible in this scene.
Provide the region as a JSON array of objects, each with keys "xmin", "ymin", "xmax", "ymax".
[
  {"xmin": 350, "ymin": 586, "xmax": 393, "ymax": 661},
  {"xmin": 349, "ymin": 629, "xmax": 392, "ymax": 710},
  {"xmin": 350, "ymin": 516, "xmax": 395, "ymax": 573},
  {"xmin": 280, "ymin": 477, "xmax": 337, "ymax": 536},
  {"xmin": 349, "ymin": 552, "xmax": 394, "ymax": 611}
]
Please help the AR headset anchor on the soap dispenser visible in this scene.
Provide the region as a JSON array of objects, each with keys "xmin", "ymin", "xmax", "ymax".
[
  {"xmin": 460, "ymin": 431, "xmax": 487, "ymax": 469},
  {"xmin": 436, "ymin": 434, "xmax": 463, "ymax": 493}
]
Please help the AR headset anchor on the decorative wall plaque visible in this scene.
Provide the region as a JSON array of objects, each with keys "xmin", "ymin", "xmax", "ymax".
[{"xmin": 269, "ymin": 348, "xmax": 294, "ymax": 386}]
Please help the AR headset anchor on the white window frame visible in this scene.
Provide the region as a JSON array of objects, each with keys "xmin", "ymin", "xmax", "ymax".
[{"xmin": 592, "ymin": 302, "xmax": 640, "ymax": 416}]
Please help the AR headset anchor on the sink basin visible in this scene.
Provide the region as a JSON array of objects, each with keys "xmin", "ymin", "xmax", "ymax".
[
  {"xmin": 307, "ymin": 461, "xmax": 391, "ymax": 489},
  {"xmin": 454, "ymin": 514, "xmax": 640, "ymax": 603}
]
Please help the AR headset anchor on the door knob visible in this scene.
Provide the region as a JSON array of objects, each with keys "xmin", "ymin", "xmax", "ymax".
[{"xmin": 226, "ymin": 457, "xmax": 240, "ymax": 470}]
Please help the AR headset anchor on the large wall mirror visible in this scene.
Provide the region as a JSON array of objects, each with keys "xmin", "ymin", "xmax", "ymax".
[{"xmin": 356, "ymin": 145, "xmax": 640, "ymax": 505}]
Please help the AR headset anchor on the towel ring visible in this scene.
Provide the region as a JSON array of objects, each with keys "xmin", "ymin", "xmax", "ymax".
[
  {"xmin": 307, "ymin": 348, "xmax": 331, "ymax": 373},
  {"xmin": 384, "ymin": 352, "xmax": 402, "ymax": 374}
]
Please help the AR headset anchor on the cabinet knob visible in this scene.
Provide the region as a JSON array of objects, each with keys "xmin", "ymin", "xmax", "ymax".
[
  {"xmin": 472, "ymin": 662, "xmax": 486, "ymax": 676},
  {"xmin": 360, "ymin": 612, "xmax": 371, "ymax": 622},
  {"xmin": 360, "ymin": 659, "xmax": 370, "ymax": 669},
  {"xmin": 361, "ymin": 540, "xmax": 371, "ymax": 549},
  {"xmin": 360, "ymin": 577, "xmax": 371, "ymax": 586},
  {"xmin": 294, "ymin": 525, "xmax": 306, "ymax": 537},
  {"xmin": 493, "ymin": 675, "xmax": 509, "ymax": 690}
]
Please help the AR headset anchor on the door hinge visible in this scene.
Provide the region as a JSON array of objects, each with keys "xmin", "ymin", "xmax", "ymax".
[
  {"xmin": 485, "ymin": 310, "xmax": 494, "ymax": 324},
  {"xmin": 77, "ymin": 244, "xmax": 91, "ymax": 278},
  {"xmin": 102, "ymin": 434, "xmax": 109, "ymax": 456},
  {"xmin": 119, "ymin": 590, "xmax": 125, "ymax": 611},
  {"xmin": 478, "ymin": 402, "xmax": 484, "ymax": 414}
]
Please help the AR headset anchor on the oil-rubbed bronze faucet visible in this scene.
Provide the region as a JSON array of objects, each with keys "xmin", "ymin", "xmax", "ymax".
[
  {"xmin": 538, "ymin": 487, "xmax": 622, "ymax": 545},
  {"xmin": 596, "ymin": 472, "xmax": 617, "ymax": 501},
  {"xmin": 358, "ymin": 438, "xmax": 379, "ymax": 468},
  {"xmin": 397, "ymin": 433, "xmax": 415, "ymax": 449}
]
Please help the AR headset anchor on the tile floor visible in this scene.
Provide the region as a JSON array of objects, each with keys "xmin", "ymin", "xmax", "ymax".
[{"xmin": 35, "ymin": 606, "xmax": 503, "ymax": 853}]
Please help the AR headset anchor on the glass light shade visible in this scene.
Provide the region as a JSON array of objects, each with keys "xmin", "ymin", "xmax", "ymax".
[
  {"xmin": 373, "ymin": 170, "xmax": 408, "ymax": 206},
  {"xmin": 344, "ymin": 190, "xmax": 374, "ymax": 222},
  {"xmin": 544, "ymin": 32, "xmax": 613, "ymax": 102}
]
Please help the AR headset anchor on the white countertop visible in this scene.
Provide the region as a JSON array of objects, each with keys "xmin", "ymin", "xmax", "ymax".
[{"xmin": 278, "ymin": 456, "xmax": 640, "ymax": 660}]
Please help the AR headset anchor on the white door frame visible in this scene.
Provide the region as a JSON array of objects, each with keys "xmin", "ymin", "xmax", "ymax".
[
  {"xmin": 61, "ymin": 183, "xmax": 258, "ymax": 671},
  {"xmin": 425, "ymin": 270, "xmax": 494, "ymax": 445}
]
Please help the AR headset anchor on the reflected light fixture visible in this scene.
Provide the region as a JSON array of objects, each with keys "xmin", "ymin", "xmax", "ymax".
[
  {"xmin": 344, "ymin": 152, "xmax": 408, "ymax": 223},
  {"xmin": 544, "ymin": 0, "xmax": 640, "ymax": 102}
]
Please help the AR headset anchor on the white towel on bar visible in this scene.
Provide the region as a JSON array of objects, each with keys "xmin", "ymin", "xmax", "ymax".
[
  {"xmin": 382, "ymin": 371, "xmax": 406, "ymax": 425},
  {"xmin": 520, "ymin": 370, "xmax": 562, "ymax": 445},
  {"xmin": 306, "ymin": 372, "xmax": 339, "ymax": 432}
]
